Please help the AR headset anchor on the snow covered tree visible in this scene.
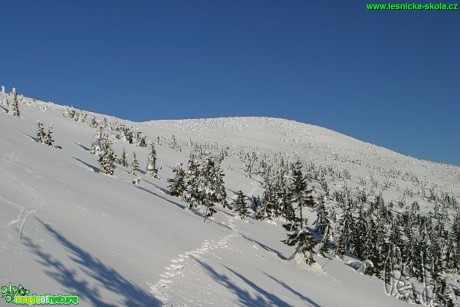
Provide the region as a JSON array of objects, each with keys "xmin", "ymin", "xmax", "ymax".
[
  {"xmin": 36, "ymin": 121, "xmax": 46, "ymax": 143},
  {"xmin": 233, "ymin": 190, "xmax": 249, "ymax": 219},
  {"xmin": 44, "ymin": 124, "xmax": 54, "ymax": 146},
  {"xmin": 131, "ymin": 152, "xmax": 139, "ymax": 176},
  {"xmin": 200, "ymin": 157, "xmax": 219, "ymax": 220},
  {"xmin": 213, "ymin": 161, "xmax": 228, "ymax": 208},
  {"xmin": 10, "ymin": 92, "xmax": 20, "ymax": 117},
  {"xmin": 184, "ymin": 155, "xmax": 202, "ymax": 209},
  {"xmin": 98, "ymin": 136, "xmax": 116, "ymax": 176},
  {"xmin": 290, "ymin": 160, "xmax": 315, "ymax": 228},
  {"xmin": 314, "ymin": 196, "xmax": 329, "ymax": 235},
  {"xmin": 90, "ymin": 128, "xmax": 106, "ymax": 156},
  {"xmin": 119, "ymin": 148, "xmax": 128, "ymax": 167},
  {"xmin": 318, "ymin": 224, "xmax": 331, "ymax": 258},
  {"xmin": 282, "ymin": 161, "xmax": 317, "ymax": 265},
  {"xmin": 146, "ymin": 143, "xmax": 158, "ymax": 178},
  {"xmin": 168, "ymin": 163, "xmax": 186, "ymax": 198},
  {"xmin": 89, "ymin": 116, "xmax": 98, "ymax": 128}
]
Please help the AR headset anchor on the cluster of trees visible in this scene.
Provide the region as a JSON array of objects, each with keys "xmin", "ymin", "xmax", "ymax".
[
  {"xmin": 240, "ymin": 152, "xmax": 459, "ymax": 305},
  {"xmin": 63, "ymin": 108, "xmax": 88, "ymax": 123},
  {"xmin": 36, "ymin": 121, "xmax": 59, "ymax": 148},
  {"xmin": 63, "ymin": 107, "xmax": 148, "ymax": 148},
  {"xmin": 168, "ymin": 152, "xmax": 227, "ymax": 220},
  {"xmin": 90, "ymin": 130, "xmax": 158, "ymax": 182},
  {"xmin": 1, "ymin": 87, "xmax": 21, "ymax": 118}
]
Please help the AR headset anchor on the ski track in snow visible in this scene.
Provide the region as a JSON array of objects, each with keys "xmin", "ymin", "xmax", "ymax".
[
  {"xmin": 149, "ymin": 216, "xmax": 238, "ymax": 305},
  {"xmin": 0, "ymin": 138, "xmax": 46, "ymax": 239}
]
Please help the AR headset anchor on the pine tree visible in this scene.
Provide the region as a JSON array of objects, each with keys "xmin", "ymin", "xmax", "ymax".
[
  {"xmin": 291, "ymin": 161, "xmax": 315, "ymax": 225},
  {"xmin": 119, "ymin": 148, "xmax": 128, "ymax": 167},
  {"xmin": 11, "ymin": 92, "xmax": 20, "ymax": 117},
  {"xmin": 98, "ymin": 136, "xmax": 116, "ymax": 175},
  {"xmin": 201, "ymin": 157, "xmax": 218, "ymax": 221},
  {"xmin": 233, "ymin": 190, "xmax": 249, "ymax": 219},
  {"xmin": 146, "ymin": 143, "xmax": 158, "ymax": 178},
  {"xmin": 44, "ymin": 124, "xmax": 54, "ymax": 146},
  {"xmin": 282, "ymin": 161, "xmax": 317, "ymax": 265},
  {"xmin": 314, "ymin": 196, "xmax": 329, "ymax": 235},
  {"xmin": 168, "ymin": 163, "xmax": 186, "ymax": 197},
  {"xmin": 131, "ymin": 152, "xmax": 139, "ymax": 176},
  {"xmin": 36, "ymin": 121, "xmax": 46, "ymax": 143},
  {"xmin": 214, "ymin": 161, "xmax": 228, "ymax": 208},
  {"xmin": 90, "ymin": 128, "xmax": 105, "ymax": 155},
  {"xmin": 318, "ymin": 224, "xmax": 331, "ymax": 257},
  {"xmin": 185, "ymin": 155, "xmax": 201, "ymax": 209},
  {"xmin": 90, "ymin": 116, "xmax": 98, "ymax": 128}
]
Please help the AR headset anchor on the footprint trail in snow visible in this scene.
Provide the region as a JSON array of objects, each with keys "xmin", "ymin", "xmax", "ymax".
[{"xmin": 149, "ymin": 217, "xmax": 238, "ymax": 305}]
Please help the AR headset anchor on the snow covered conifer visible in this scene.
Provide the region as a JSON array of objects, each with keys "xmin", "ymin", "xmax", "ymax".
[
  {"xmin": 168, "ymin": 163, "xmax": 186, "ymax": 198},
  {"xmin": 11, "ymin": 92, "xmax": 20, "ymax": 117},
  {"xmin": 146, "ymin": 143, "xmax": 158, "ymax": 178},
  {"xmin": 214, "ymin": 161, "xmax": 228, "ymax": 208},
  {"xmin": 185, "ymin": 155, "xmax": 201, "ymax": 208},
  {"xmin": 90, "ymin": 128, "xmax": 105, "ymax": 155},
  {"xmin": 119, "ymin": 148, "xmax": 128, "ymax": 167},
  {"xmin": 98, "ymin": 136, "xmax": 116, "ymax": 176},
  {"xmin": 201, "ymin": 157, "xmax": 218, "ymax": 220},
  {"xmin": 233, "ymin": 191, "xmax": 249, "ymax": 219},
  {"xmin": 131, "ymin": 152, "xmax": 139, "ymax": 176},
  {"xmin": 89, "ymin": 116, "xmax": 98, "ymax": 128},
  {"xmin": 282, "ymin": 160, "xmax": 317, "ymax": 265},
  {"xmin": 36, "ymin": 121, "xmax": 46, "ymax": 143},
  {"xmin": 44, "ymin": 124, "xmax": 55, "ymax": 146}
]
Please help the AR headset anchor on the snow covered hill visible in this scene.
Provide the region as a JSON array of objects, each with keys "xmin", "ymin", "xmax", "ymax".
[{"xmin": 0, "ymin": 89, "xmax": 459, "ymax": 306}]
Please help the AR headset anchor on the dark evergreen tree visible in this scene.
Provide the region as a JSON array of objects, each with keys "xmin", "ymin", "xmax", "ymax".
[
  {"xmin": 146, "ymin": 143, "xmax": 158, "ymax": 178},
  {"xmin": 314, "ymin": 196, "xmax": 329, "ymax": 235},
  {"xmin": 318, "ymin": 224, "xmax": 331, "ymax": 258},
  {"xmin": 168, "ymin": 163, "xmax": 186, "ymax": 198},
  {"xmin": 90, "ymin": 116, "xmax": 98, "ymax": 128},
  {"xmin": 200, "ymin": 157, "xmax": 218, "ymax": 221},
  {"xmin": 131, "ymin": 152, "xmax": 139, "ymax": 176},
  {"xmin": 44, "ymin": 124, "xmax": 54, "ymax": 146},
  {"xmin": 36, "ymin": 121, "xmax": 46, "ymax": 144},
  {"xmin": 233, "ymin": 190, "xmax": 249, "ymax": 219},
  {"xmin": 185, "ymin": 155, "xmax": 202, "ymax": 209},
  {"xmin": 119, "ymin": 148, "xmax": 128, "ymax": 167},
  {"xmin": 281, "ymin": 161, "xmax": 317, "ymax": 265},
  {"xmin": 11, "ymin": 92, "xmax": 20, "ymax": 117},
  {"xmin": 98, "ymin": 136, "xmax": 116, "ymax": 175}
]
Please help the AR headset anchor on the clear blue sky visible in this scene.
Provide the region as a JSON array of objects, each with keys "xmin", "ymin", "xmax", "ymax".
[{"xmin": 1, "ymin": 1, "xmax": 459, "ymax": 166}]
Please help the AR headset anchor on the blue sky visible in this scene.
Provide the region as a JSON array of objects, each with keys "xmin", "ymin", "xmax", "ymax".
[{"xmin": 1, "ymin": 1, "xmax": 459, "ymax": 165}]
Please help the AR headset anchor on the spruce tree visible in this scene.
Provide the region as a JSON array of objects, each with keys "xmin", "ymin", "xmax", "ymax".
[
  {"xmin": 318, "ymin": 224, "xmax": 331, "ymax": 258},
  {"xmin": 214, "ymin": 161, "xmax": 228, "ymax": 208},
  {"xmin": 131, "ymin": 152, "xmax": 139, "ymax": 176},
  {"xmin": 11, "ymin": 92, "xmax": 20, "ymax": 117},
  {"xmin": 282, "ymin": 161, "xmax": 317, "ymax": 265},
  {"xmin": 233, "ymin": 190, "xmax": 249, "ymax": 219},
  {"xmin": 201, "ymin": 157, "xmax": 218, "ymax": 221},
  {"xmin": 119, "ymin": 148, "xmax": 128, "ymax": 167},
  {"xmin": 90, "ymin": 116, "xmax": 98, "ymax": 128},
  {"xmin": 36, "ymin": 121, "xmax": 46, "ymax": 143},
  {"xmin": 168, "ymin": 163, "xmax": 186, "ymax": 198},
  {"xmin": 98, "ymin": 136, "xmax": 116, "ymax": 175},
  {"xmin": 146, "ymin": 143, "xmax": 158, "ymax": 178},
  {"xmin": 185, "ymin": 155, "xmax": 201, "ymax": 209},
  {"xmin": 44, "ymin": 124, "xmax": 54, "ymax": 146}
]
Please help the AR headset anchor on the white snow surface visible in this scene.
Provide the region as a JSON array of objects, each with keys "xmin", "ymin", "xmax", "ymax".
[{"xmin": 0, "ymin": 92, "xmax": 459, "ymax": 306}]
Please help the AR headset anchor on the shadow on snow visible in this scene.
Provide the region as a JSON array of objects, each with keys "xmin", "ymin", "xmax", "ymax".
[{"xmin": 23, "ymin": 218, "xmax": 161, "ymax": 307}]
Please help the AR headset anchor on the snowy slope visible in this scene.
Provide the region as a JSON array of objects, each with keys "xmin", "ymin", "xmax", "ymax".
[{"xmin": 0, "ymin": 91, "xmax": 458, "ymax": 306}]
